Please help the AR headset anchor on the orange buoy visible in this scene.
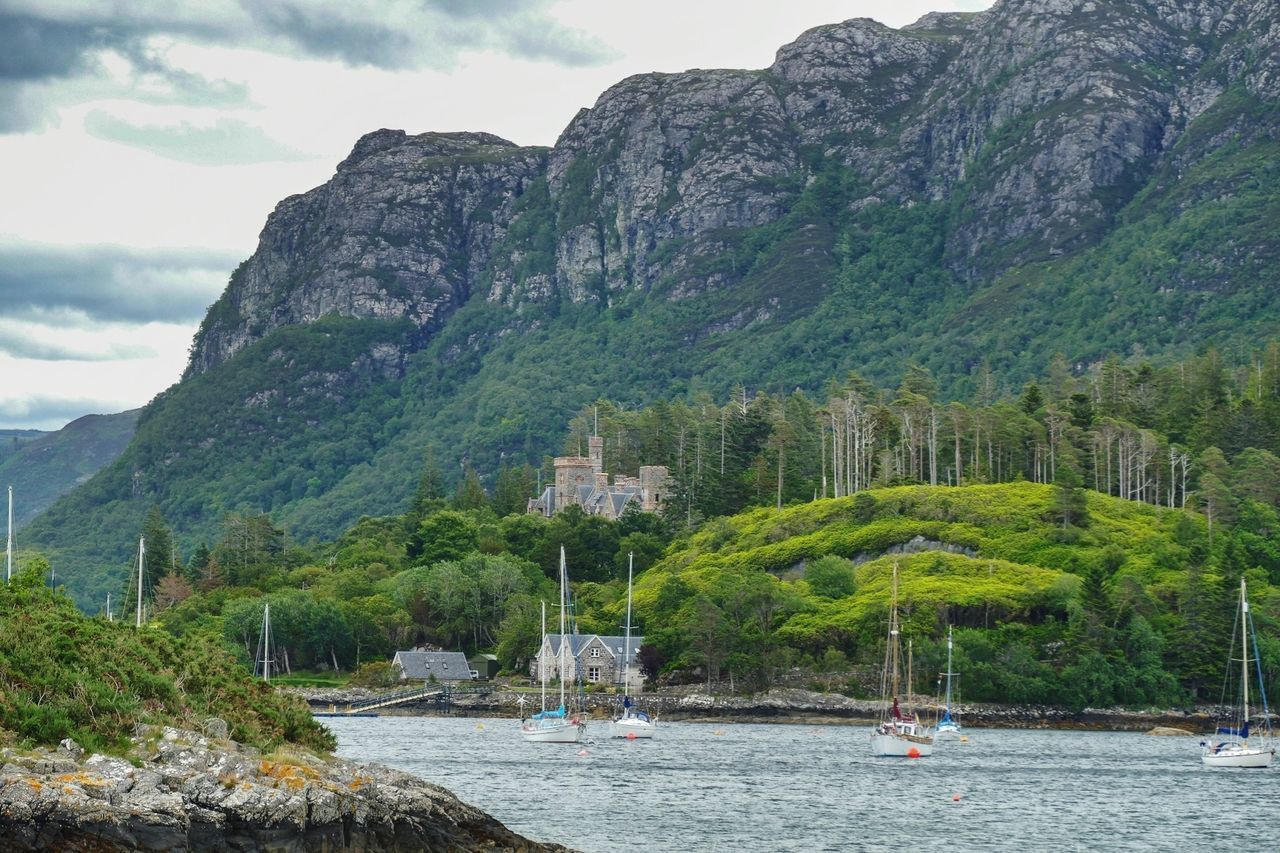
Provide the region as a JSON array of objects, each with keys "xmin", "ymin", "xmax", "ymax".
[
  {"xmin": 626, "ymin": 732, "xmax": 637, "ymax": 740},
  {"xmin": 907, "ymin": 747, "xmax": 921, "ymax": 759},
  {"xmin": 952, "ymin": 793, "xmax": 961, "ymax": 802}
]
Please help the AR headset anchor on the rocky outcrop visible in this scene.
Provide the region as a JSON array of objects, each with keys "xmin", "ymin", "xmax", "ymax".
[
  {"xmin": 188, "ymin": 131, "xmax": 547, "ymax": 374},
  {"xmin": 185, "ymin": 0, "xmax": 1280, "ymax": 374},
  {"xmin": 0, "ymin": 726, "xmax": 570, "ymax": 852}
]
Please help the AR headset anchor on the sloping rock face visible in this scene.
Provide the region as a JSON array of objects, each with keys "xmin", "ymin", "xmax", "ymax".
[
  {"xmin": 184, "ymin": 0, "xmax": 1280, "ymax": 374},
  {"xmin": 188, "ymin": 131, "xmax": 548, "ymax": 375},
  {"xmin": 0, "ymin": 727, "xmax": 570, "ymax": 852}
]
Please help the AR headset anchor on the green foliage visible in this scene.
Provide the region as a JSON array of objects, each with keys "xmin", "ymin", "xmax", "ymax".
[
  {"xmin": 804, "ymin": 555, "xmax": 857, "ymax": 600},
  {"xmin": 412, "ymin": 510, "xmax": 480, "ymax": 565},
  {"xmin": 0, "ymin": 570, "xmax": 333, "ymax": 754}
]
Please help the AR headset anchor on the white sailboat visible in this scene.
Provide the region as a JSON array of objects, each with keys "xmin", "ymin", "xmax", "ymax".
[
  {"xmin": 521, "ymin": 547, "xmax": 585, "ymax": 743},
  {"xmin": 935, "ymin": 625, "xmax": 962, "ymax": 739},
  {"xmin": 1201, "ymin": 578, "xmax": 1275, "ymax": 768},
  {"xmin": 611, "ymin": 552, "xmax": 655, "ymax": 739},
  {"xmin": 870, "ymin": 563, "xmax": 934, "ymax": 757}
]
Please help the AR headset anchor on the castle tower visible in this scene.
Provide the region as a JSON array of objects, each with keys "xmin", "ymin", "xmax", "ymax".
[
  {"xmin": 554, "ymin": 456, "xmax": 593, "ymax": 512},
  {"xmin": 588, "ymin": 435, "xmax": 604, "ymax": 475},
  {"xmin": 639, "ymin": 465, "xmax": 671, "ymax": 512}
]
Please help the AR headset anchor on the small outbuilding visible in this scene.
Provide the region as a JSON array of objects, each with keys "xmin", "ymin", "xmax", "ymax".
[{"xmin": 468, "ymin": 653, "xmax": 500, "ymax": 680}]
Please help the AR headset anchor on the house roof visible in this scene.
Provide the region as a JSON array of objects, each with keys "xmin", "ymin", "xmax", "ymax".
[
  {"xmin": 545, "ymin": 633, "xmax": 645, "ymax": 660},
  {"xmin": 392, "ymin": 650, "xmax": 472, "ymax": 680}
]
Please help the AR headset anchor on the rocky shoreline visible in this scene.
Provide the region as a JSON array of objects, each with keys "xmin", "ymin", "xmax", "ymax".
[
  {"xmin": 296, "ymin": 686, "xmax": 1214, "ymax": 733},
  {"xmin": 0, "ymin": 723, "xmax": 569, "ymax": 852}
]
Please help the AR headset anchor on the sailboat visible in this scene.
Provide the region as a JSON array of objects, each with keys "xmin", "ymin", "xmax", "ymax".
[
  {"xmin": 1201, "ymin": 578, "xmax": 1275, "ymax": 768},
  {"xmin": 611, "ymin": 552, "xmax": 655, "ymax": 739},
  {"xmin": 520, "ymin": 547, "xmax": 585, "ymax": 743},
  {"xmin": 935, "ymin": 625, "xmax": 962, "ymax": 738},
  {"xmin": 870, "ymin": 563, "xmax": 934, "ymax": 757}
]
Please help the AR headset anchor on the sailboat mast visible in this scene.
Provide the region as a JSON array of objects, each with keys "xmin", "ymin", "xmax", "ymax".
[
  {"xmin": 889, "ymin": 564, "xmax": 900, "ymax": 699},
  {"xmin": 540, "ymin": 599, "xmax": 547, "ymax": 712},
  {"xmin": 5, "ymin": 485, "xmax": 12, "ymax": 582},
  {"xmin": 623, "ymin": 552, "xmax": 634, "ymax": 690},
  {"xmin": 135, "ymin": 536, "xmax": 146, "ymax": 628},
  {"xmin": 559, "ymin": 546, "xmax": 567, "ymax": 711},
  {"xmin": 261, "ymin": 602, "xmax": 272, "ymax": 683},
  {"xmin": 1241, "ymin": 578, "xmax": 1250, "ymax": 726},
  {"xmin": 907, "ymin": 638, "xmax": 914, "ymax": 710},
  {"xmin": 945, "ymin": 626, "xmax": 954, "ymax": 711}
]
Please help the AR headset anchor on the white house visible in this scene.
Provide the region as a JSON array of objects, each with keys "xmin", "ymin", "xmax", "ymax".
[{"xmin": 531, "ymin": 633, "xmax": 645, "ymax": 693}]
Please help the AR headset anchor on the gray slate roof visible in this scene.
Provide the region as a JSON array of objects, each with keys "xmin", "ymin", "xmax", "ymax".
[
  {"xmin": 546, "ymin": 633, "xmax": 644, "ymax": 660},
  {"xmin": 392, "ymin": 650, "xmax": 473, "ymax": 681}
]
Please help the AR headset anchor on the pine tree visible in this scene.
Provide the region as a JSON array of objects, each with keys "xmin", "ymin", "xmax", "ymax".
[
  {"xmin": 453, "ymin": 465, "xmax": 489, "ymax": 511},
  {"xmin": 409, "ymin": 447, "xmax": 447, "ymax": 519}
]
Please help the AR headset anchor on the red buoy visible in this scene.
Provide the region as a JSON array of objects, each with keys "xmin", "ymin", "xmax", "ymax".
[
  {"xmin": 626, "ymin": 732, "xmax": 637, "ymax": 740},
  {"xmin": 907, "ymin": 747, "xmax": 921, "ymax": 759}
]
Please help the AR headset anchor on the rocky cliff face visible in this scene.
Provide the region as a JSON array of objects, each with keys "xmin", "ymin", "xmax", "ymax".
[
  {"xmin": 188, "ymin": 131, "xmax": 547, "ymax": 375},
  {"xmin": 185, "ymin": 0, "xmax": 1280, "ymax": 375}
]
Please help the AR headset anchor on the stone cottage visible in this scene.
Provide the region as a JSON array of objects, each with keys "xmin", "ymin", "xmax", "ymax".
[{"xmin": 531, "ymin": 632, "xmax": 645, "ymax": 693}]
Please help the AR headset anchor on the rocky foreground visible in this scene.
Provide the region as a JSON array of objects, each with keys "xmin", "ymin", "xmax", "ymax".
[
  {"xmin": 299, "ymin": 685, "xmax": 1214, "ymax": 733},
  {"xmin": 0, "ymin": 723, "xmax": 569, "ymax": 852}
]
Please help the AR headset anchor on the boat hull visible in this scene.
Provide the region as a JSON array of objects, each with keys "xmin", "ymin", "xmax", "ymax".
[
  {"xmin": 935, "ymin": 723, "xmax": 962, "ymax": 739},
  {"xmin": 610, "ymin": 718, "xmax": 656, "ymax": 739},
  {"xmin": 520, "ymin": 721, "xmax": 585, "ymax": 743},
  {"xmin": 870, "ymin": 732, "xmax": 934, "ymax": 757},
  {"xmin": 1202, "ymin": 746, "xmax": 1274, "ymax": 768}
]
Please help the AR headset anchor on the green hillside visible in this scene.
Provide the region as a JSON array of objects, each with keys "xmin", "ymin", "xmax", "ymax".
[
  {"xmin": 0, "ymin": 411, "xmax": 138, "ymax": 527},
  {"xmin": 630, "ymin": 483, "xmax": 1267, "ymax": 709}
]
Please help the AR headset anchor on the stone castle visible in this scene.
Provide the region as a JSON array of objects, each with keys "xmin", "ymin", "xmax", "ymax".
[{"xmin": 527, "ymin": 435, "xmax": 670, "ymax": 520}]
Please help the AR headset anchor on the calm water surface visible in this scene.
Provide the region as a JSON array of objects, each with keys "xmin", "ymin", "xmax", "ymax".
[{"xmin": 324, "ymin": 716, "xmax": 1280, "ymax": 852}]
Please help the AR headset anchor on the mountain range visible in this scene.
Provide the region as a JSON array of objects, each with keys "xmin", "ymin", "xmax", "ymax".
[{"xmin": 21, "ymin": 0, "xmax": 1280, "ymax": 607}]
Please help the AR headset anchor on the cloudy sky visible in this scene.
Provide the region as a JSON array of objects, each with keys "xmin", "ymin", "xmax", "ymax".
[{"xmin": 0, "ymin": 0, "xmax": 990, "ymax": 431}]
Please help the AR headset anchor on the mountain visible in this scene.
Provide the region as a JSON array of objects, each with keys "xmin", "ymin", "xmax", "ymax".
[
  {"xmin": 25, "ymin": 0, "xmax": 1280, "ymax": 607},
  {"xmin": 0, "ymin": 411, "xmax": 138, "ymax": 526}
]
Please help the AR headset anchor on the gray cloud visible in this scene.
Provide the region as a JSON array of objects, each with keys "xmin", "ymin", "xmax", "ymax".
[
  {"xmin": 0, "ymin": 328, "xmax": 153, "ymax": 362},
  {"xmin": 0, "ymin": 394, "xmax": 131, "ymax": 430},
  {"xmin": 0, "ymin": 244, "xmax": 237, "ymax": 324},
  {"xmin": 245, "ymin": 0, "xmax": 616, "ymax": 70},
  {"xmin": 84, "ymin": 112, "xmax": 307, "ymax": 165},
  {"xmin": 0, "ymin": 1, "xmax": 615, "ymax": 132}
]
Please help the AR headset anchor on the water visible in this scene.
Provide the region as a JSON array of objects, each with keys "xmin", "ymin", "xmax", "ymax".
[{"xmin": 324, "ymin": 716, "xmax": 1280, "ymax": 852}]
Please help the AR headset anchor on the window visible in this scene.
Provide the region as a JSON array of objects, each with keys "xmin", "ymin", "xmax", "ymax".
[
  {"xmin": 587, "ymin": 667, "xmax": 601, "ymax": 683},
  {"xmin": 590, "ymin": 647, "xmax": 601, "ymax": 658}
]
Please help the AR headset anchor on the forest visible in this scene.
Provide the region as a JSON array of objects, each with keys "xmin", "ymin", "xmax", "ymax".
[{"xmin": 15, "ymin": 344, "xmax": 1280, "ymax": 711}]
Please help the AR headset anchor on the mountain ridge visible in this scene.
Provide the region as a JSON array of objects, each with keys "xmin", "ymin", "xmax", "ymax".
[{"xmin": 23, "ymin": 0, "xmax": 1280, "ymax": 605}]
